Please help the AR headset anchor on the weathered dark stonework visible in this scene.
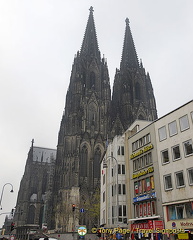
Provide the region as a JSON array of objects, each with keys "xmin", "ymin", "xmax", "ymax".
[
  {"xmin": 111, "ymin": 18, "xmax": 157, "ymax": 136},
  {"xmin": 13, "ymin": 141, "xmax": 56, "ymax": 229},
  {"xmin": 13, "ymin": 7, "xmax": 157, "ymax": 233},
  {"xmin": 52, "ymin": 7, "xmax": 111, "ymax": 232},
  {"xmin": 52, "ymin": 8, "xmax": 157, "ymax": 232}
]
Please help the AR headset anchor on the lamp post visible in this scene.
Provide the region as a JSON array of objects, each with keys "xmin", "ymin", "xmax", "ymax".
[
  {"xmin": 0, "ymin": 183, "xmax": 14, "ymax": 210},
  {"xmin": 105, "ymin": 156, "xmax": 119, "ymax": 225}
]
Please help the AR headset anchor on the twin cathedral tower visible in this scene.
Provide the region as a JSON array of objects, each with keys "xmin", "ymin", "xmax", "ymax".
[{"xmin": 14, "ymin": 7, "xmax": 157, "ymax": 232}]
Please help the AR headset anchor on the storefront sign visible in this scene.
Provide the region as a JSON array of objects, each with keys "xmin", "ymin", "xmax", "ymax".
[
  {"xmin": 133, "ymin": 192, "xmax": 156, "ymax": 202},
  {"xmin": 130, "ymin": 144, "xmax": 153, "ymax": 159},
  {"xmin": 133, "ymin": 166, "xmax": 154, "ymax": 179}
]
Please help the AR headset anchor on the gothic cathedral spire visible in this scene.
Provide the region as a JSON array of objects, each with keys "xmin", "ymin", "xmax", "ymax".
[
  {"xmin": 52, "ymin": 7, "xmax": 111, "ymax": 231},
  {"xmin": 111, "ymin": 19, "xmax": 157, "ymax": 136}
]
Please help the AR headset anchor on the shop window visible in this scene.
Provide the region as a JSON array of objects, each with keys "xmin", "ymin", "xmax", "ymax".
[
  {"xmin": 179, "ymin": 115, "xmax": 189, "ymax": 131},
  {"xmin": 176, "ymin": 205, "xmax": 185, "ymax": 219},
  {"xmin": 188, "ymin": 168, "xmax": 193, "ymax": 185},
  {"xmin": 168, "ymin": 120, "xmax": 178, "ymax": 137},
  {"xmin": 161, "ymin": 149, "xmax": 170, "ymax": 164},
  {"xmin": 175, "ymin": 171, "xmax": 185, "ymax": 188},
  {"xmin": 184, "ymin": 140, "xmax": 193, "ymax": 156},
  {"xmin": 168, "ymin": 205, "xmax": 177, "ymax": 220},
  {"xmin": 168, "ymin": 203, "xmax": 191, "ymax": 221},
  {"xmin": 172, "ymin": 145, "xmax": 181, "ymax": 161},
  {"xmin": 158, "ymin": 126, "xmax": 167, "ymax": 141},
  {"xmin": 164, "ymin": 174, "xmax": 173, "ymax": 190}
]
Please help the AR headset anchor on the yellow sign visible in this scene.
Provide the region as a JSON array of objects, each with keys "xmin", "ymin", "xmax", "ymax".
[
  {"xmin": 178, "ymin": 233, "xmax": 189, "ymax": 239},
  {"xmin": 132, "ymin": 166, "xmax": 154, "ymax": 179},
  {"xmin": 130, "ymin": 144, "xmax": 153, "ymax": 159}
]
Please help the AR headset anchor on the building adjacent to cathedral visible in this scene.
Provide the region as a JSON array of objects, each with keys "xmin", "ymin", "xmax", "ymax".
[{"xmin": 13, "ymin": 7, "xmax": 157, "ymax": 233}]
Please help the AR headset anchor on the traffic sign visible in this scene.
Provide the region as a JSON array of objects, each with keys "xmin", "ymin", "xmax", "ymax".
[
  {"xmin": 78, "ymin": 226, "xmax": 87, "ymax": 236},
  {"xmin": 80, "ymin": 208, "xmax": 85, "ymax": 213}
]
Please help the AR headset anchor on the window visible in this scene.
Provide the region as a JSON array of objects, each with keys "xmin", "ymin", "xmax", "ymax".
[
  {"xmin": 121, "ymin": 146, "xmax": 124, "ymax": 155},
  {"xmin": 191, "ymin": 112, "xmax": 193, "ymax": 122},
  {"xmin": 175, "ymin": 171, "xmax": 185, "ymax": 188},
  {"xmin": 161, "ymin": 149, "xmax": 169, "ymax": 164},
  {"xmin": 179, "ymin": 115, "xmax": 189, "ymax": 131},
  {"xmin": 184, "ymin": 140, "xmax": 193, "ymax": 156},
  {"xmin": 118, "ymin": 184, "xmax": 121, "ymax": 194},
  {"xmin": 118, "ymin": 164, "xmax": 121, "ymax": 174},
  {"xmin": 123, "ymin": 184, "xmax": 126, "ymax": 194},
  {"xmin": 103, "ymin": 174, "xmax": 105, "ymax": 185},
  {"xmin": 118, "ymin": 164, "xmax": 125, "ymax": 174},
  {"xmin": 164, "ymin": 174, "xmax": 172, "ymax": 190},
  {"xmin": 146, "ymin": 134, "xmax": 151, "ymax": 143},
  {"xmin": 133, "ymin": 160, "xmax": 137, "ymax": 171},
  {"xmin": 187, "ymin": 168, "xmax": 193, "ymax": 185},
  {"xmin": 168, "ymin": 121, "xmax": 178, "ymax": 136},
  {"xmin": 139, "ymin": 138, "xmax": 143, "ymax": 147},
  {"xmin": 158, "ymin": 126, "xmax": 167, "ymax": 141},
  {"xmin": 148, "ymin": 152, "xmax": 152, "ymax": 164},
  {"xmin": 122, "ymin": 165, "xmax": 125, "ymax": 174},
  {"xmin": 103, "ymin": 191, "xmax": 105, "ymax": 202},
  {"xmin": 168, "ymin": 203, "xmax": 193, "ymax": 220},
  {"xmin": 172, "ymin": 145, "xmax": 181, "ymax": 161},
  {"xmin": 118, "ymin": 205, "xmax": 127, "ymax": 223},
  {"xmin": 176, "ymin": 205, "xmax": 185, "ymax": 219}
]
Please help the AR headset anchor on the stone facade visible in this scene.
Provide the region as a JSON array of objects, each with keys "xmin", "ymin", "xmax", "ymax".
[{"xmin": 52, "ymin": 7, "xmax": 157, "ymax": 232}]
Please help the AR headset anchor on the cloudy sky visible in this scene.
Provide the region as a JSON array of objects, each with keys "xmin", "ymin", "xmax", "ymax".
[{"xmin": 0, "ymin": 0, "xmax": 193, "ymax": 227}]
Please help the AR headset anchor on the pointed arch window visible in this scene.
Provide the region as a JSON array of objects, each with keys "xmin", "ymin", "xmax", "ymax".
[
  {"xmin": 89, "ymin": 102, "xmax": 98, "ymax": 129},
  {"xmin": 93, "ymin": 147, "xmax": 101, "ymax": 178},
  {"xmin": 80, "ymin": 145, "xmax": 88, "ymax": 177},
  {"xmin": 42, "ymin": 172, "xmax": 47, "ymax": 194},
  {"xmin": 27, "ymin": 205, "xmax": 35, "ymax": 224},
  {"xmin": 135, "ymin": 82, "xmax": 141, "ymax": 100},
  {"xmin": 90, "ymin": 71, "xmax": 95, "ymax": 89}
]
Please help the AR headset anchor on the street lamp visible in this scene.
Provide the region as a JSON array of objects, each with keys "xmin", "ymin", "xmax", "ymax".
[
  {"xmin": 0, "ymin": 183, "xmax": 14, "ymax": 210},
  {"xmin": 105, "ymin": 156, "xmax": 119, "ymax": 225}
]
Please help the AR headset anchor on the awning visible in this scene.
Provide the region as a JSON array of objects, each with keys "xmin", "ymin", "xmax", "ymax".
[{"xmin": 128, "ymin": 215, "xmax": 160, "ymax": 221}]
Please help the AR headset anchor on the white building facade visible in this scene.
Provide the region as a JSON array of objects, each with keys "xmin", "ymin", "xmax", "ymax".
[
  {"xmin": 154, "ymin": 100, "xmax": 193, "ymax": 237},
  {"xmin": 100, "ymin": 135, "xmax": 127, "ymax": 229}
]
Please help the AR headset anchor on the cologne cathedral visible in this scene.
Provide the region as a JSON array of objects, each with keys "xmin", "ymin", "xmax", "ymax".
[{"xmin": 13, "ymin": 7, "xmax": 157, "ymax": 233}]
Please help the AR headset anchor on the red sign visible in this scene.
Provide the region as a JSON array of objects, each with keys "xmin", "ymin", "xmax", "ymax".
[
  {"xmin": 131, "ymin": 220, "xmax": 164, "ymax": 231},
  {"xmin": 147, "ymin": 202, "xmax": 151, "ymax": 215},
  {"xmin": 143, "ymin": 202, "xmax": 147, "ymax": 216},
  {"xmin": 153, "ymin": 220, "xmax": 164, "ymax": 229}
]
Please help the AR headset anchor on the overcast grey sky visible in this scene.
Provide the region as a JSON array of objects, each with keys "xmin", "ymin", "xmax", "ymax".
[{"xmin": 0, "ymin": 0, "xmax": 193, "ymax": 227}]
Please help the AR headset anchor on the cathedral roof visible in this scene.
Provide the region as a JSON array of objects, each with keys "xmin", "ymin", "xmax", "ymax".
[
  {"xmin": 120, "ymin": 18, "xmax": 139, "ymax": 69},
  {"xmin": 80, "ymin": 6, "xmax": 101, "ymax": 60}
]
